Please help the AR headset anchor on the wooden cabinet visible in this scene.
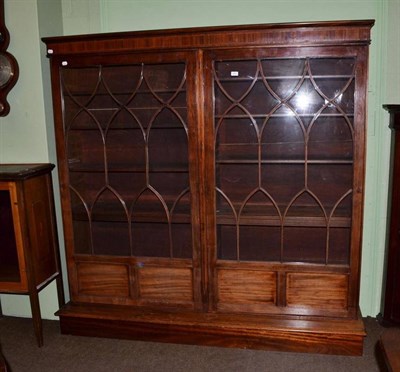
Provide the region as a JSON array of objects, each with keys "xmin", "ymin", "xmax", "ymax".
[
  {"xmin": 43, "ymin": 20, "xmax": 373, "ymax": 355},
  {"xmin": 0, "ymin": 164, "xmax": 65, "ymax": 346},
  {"xmin": 380, "ymin": 105, "xmax": 400, "ymax": 326}
]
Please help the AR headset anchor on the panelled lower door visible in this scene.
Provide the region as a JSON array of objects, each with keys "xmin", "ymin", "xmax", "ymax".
[
  {"xmin": 57, "ymin": 51, "xmax": 202, "ymax": 310},
  {"xmin": 205, "ymin": 47, "xmax": 367, "ymax": 318}
]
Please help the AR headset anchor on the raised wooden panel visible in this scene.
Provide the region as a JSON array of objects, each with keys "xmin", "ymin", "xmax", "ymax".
[
  {"xmin": 286, "ymin": 273, "xmax": 348, "ymax": 310},
  {"xmin": 77, "ymin": 263, "xmax": 130, "ymax": 298},
  {"xmin": 217, "ymin": 269, "xmax": 276, "ymax": 309},
  {"xmin": 138, "ymin": 267, "xmax": 193, "ymax": 303}
]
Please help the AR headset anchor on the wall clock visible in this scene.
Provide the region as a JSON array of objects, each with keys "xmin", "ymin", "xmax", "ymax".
[{"xmin": 0, "ymin": 0, "xmax": 18, "ymax": 116}]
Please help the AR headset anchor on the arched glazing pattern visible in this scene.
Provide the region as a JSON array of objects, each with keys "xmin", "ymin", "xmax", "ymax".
[
  {"xmin": 214, "ymin": 57, "xmax": 356, "ymax": 265},
  {"xmin": 61, "ymin": 62, "xmax": 192, "ymax": 259}
]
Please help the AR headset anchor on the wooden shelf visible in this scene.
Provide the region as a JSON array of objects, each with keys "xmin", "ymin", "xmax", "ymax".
[
  {"xmin": 68, "ymin": 125, "xmax": 187, "ymax": 130},
  {"xmin": 72, "ymin": 211, "xmax": 192, "ymax": 224},
  {"xmin": 72, "ymin": 202, "xmax": 191, "ymax": 223},
  {"xmin": 0, "ymin": 264, "xmax": 20, "ymax": 282},
  {"xmin": 216, "ymin": 159, "xmax": 353, "ymax": 165},
  {"xmin": 216, "ymin": 213, "xmax": 351, "ymax": 227},
  {"xmin": 215, "ymin": 113, "xmax": 354, "ymax": 119},
  {"xmin": 68, "ymin": 164, "xmax": 189, "ymax": 173},
  {"xmin": 216, "ymin": 74, "xmax": 354, "ymax": 82},
  {"xmin": 65, "ymin": 90, "xmax": 187, "ymax": 97}
]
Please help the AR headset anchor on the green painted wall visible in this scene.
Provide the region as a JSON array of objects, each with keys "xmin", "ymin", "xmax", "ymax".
[
  {"xmin": 1, "ymin": 0, "xmax": 398, "ymax": 319},
  {"xmin": 0, "ymin": 0, "xmax": 64, "ymax": 319}
]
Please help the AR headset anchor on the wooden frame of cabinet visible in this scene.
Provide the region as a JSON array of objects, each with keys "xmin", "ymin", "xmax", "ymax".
[
  {"xmin": 379, "ymin": 105, "xmax": 400, "ymax": 326},
  {"xmin": 0, "ymin": 181, "xmax": 27, "ymax": 292},
  {"xmin": 43, "ymin": 20, "xmax": 373, "ymax": 355},
  {"xmin": 0, "ymin": 164, "xmax": 65, "ymax": 346}
]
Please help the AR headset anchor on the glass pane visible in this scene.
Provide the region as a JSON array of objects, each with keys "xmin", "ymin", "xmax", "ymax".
[
  {"xmin": 0, "ymin": 190, "xmax": 21, "ymax": 282},
  {"xmin": 328, "ymin": 227, "xmax": 351, "ymax": 265},
  {"xmin": 261, "ymin": 116, "xmax": 305, "ymax": 161},
  {"xmin": 61, "ymin": 61, "xmax": 192, "ymax": 259},
  {"xmin": 283, "ymin": 227, "xmax": 326, "ymax": 263},
  {"xmin": 308, "ymin": 164, "xmax": 352, "ymax": 214},
  {"xmin": 92, "ymin": 222, "xmax": 131, "ymax": 256},
  {"xmin": 67, "ymin": 129, "xmax": 104, "ymax": 170},
  {"xmin": 239, "ymin": 226, "xmax": 280, "ymax": 261},
  {"xmin": 309, "ymin": 116, "xmax": 353, "ymax": 161},
  {"xmin": 261, "ymin": 59, "xmax": 306, "ymax": 100},
  {"xmin": 217, "ymin": 225, "xmax": 237, "ymax": 260},
  {"xmin": 214, "ymin": 56, "xmax": 355, "ymax": 265},
  {"xmin": 171, "ymin": 223, "xmax": 192, "ymax": 258},
  {"xmin": 132, "ymin": 222, "xmax": 170, "ymax": 257},
  {"xmin": 262, "ymin": 164, "xmax": 305, "ymax": 212}
]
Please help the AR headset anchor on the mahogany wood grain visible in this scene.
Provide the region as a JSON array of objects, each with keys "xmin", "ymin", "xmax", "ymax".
[
  {"xmin": 286, "ymin": 273, "xmax": 348, "ymax": 310},
  {"xmin": 76, "ymin": 262, "xmax": 130, "ymax": 297},
  {"xmin": 57, "ymin": 302, "xmax": 365, "ymax": 356},
  {"xmin": 42, "ymin": 20, "xmax": 374, "ymax": 56},
  {"xmin": 43, "ymin": 21, "xmax": 373, "ymax": 355},
  {"xmin": 216, "ymin": 269, "xmax": 276, "ymax": 314},
  {"xmin": 138, "ymin": 267, "xmax": 194, "ymax": 302}
]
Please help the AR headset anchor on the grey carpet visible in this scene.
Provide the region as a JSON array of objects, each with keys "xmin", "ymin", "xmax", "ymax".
[{"xmin": 0, "ymin": 316, "xmax": 385, "ymax": 372}]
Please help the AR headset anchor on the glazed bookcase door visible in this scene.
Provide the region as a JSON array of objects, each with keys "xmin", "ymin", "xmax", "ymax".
[
  {"xmin": 206, "ymin": 47, "xmax": 366, "ymax": 317},
  {"xmin": 57, "ymin": 52, "xmax": 202, "ymax": 309}
]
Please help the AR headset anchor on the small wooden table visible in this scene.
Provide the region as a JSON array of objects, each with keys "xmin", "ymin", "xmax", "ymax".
[
  {"xmin": 379, "ymin": 328, "xmax": 400, "ymax": 372},
  {"xmin": 0, "ymin": 164, "xmax": 65, "ymax": 346}
]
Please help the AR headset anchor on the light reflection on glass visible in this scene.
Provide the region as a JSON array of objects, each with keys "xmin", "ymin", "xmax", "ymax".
[
  {"xmin": 294, "ymin": 92, "xmax": 312, "ymax": 112},
  {"xmin": 325, "ymin": 91, "xmax": 343, "ymax": 107}
]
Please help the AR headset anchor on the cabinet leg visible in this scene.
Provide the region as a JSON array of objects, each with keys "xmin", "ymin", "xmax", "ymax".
[
  {"xmin": 29, "ymin": 291, "xmax": 43, "ymax": 347},
  {"xmin": 55, "ymin": 274, "xmax": 65, "ymax": 308}
]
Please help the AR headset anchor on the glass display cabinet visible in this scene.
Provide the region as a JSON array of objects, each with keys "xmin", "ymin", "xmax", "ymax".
[
  {"xmin": 43, "ymin": 20, "xmax": 373, "ymax": 355},
  {"xmin": 210, "ymin": 55, "xmax": 357, "ymax": 315},
  {"xmin": 0, "ymin": 164, "xmax": 64, "ymax": 346}
]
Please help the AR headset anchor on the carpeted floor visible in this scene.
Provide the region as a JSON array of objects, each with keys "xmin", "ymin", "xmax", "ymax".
[{"xmin": 0, "ymin": 316, "xmax": 385, "ymax": 372}]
